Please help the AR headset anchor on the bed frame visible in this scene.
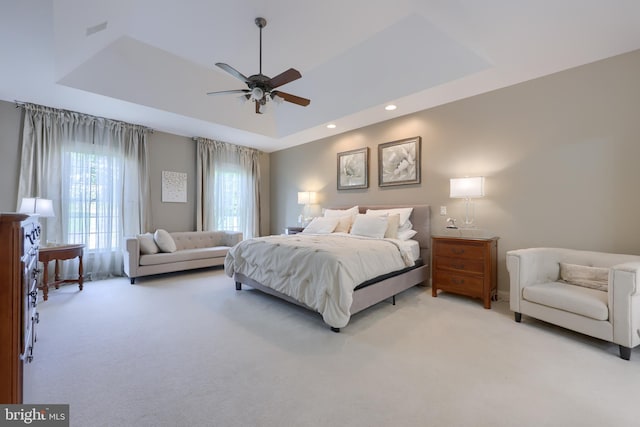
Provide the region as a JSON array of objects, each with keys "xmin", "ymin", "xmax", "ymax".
[{"xmin": 234, "ymin": 204, "xmax": 431, "ymax": 332}]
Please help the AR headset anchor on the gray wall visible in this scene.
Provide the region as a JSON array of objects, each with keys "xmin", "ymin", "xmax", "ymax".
[
  {"xmin": 270, "ymin": 49, "xmax": 640, "ymax": 295},
  {"xmin": 0, "ymin": 102, "xmax": 270, "ymax": 235}
]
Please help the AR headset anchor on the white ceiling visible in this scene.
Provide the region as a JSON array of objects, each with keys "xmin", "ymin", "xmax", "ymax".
[{"xmin": 2, "ymin": 1, "xmax": 640, "ymax": 153}]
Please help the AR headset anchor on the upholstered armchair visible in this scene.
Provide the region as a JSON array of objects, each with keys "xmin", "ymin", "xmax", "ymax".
[{"xmin": 507, "ymin": 248, "xmax": 640, "ymax": 360}]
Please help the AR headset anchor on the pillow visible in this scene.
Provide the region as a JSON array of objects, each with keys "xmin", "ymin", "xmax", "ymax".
[
  {"xmin": 154, "ymin": 229, "xmax": 177, "ymax": 253},
  {"xmin": 366, "ymin": 208, "xmax": 413, "ymax": 227},
  {"xmin": 559, "ymin": 262, "xmax": 609, "ymax": 291},
  {"xmin": 302, "ymin": 217, "xmax": 340, "ymax": 234},
  {"xmin": 397, "ymin": 229, "xmax": 418, "ymax": 241},
  {"xmin": 350, "ymin": 214, "xmax": 388, "ymax": 239},
  {"xmin": 333, "ymin": 215, "xmax": 353, "ymax": 233},
  {"xmin": 324, "ymin": 206, "xmax": 359, "ymax": 218},
  {"xmin": 384, "ymin": 214, "xmax": 400, "ymax": 239},
  {"xmin": 137, "ymin": 232, "xmax": 159, "ymax": 255},
  {"xmin": 398, "ymin": 219, "xmax": 413, "ymax": 233}
]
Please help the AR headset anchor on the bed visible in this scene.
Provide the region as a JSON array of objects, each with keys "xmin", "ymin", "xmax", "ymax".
[{"xmin": 224, "ymin": 204, "xmax": 430, "ymax": 331}]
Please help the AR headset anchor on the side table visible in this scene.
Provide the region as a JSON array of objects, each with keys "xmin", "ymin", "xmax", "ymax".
[
  {"xmin": 431, "ymin": 236, "xmax": 498, "ymax": 309},
  {"xmin": 284, "ymin": 226, "xmax": 305, "ymax": 235},
  {"xmin": 38, "ymin": 244, "xmax": 85, "ymax": 301}
]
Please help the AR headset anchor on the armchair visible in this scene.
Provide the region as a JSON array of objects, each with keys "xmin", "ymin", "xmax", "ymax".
[{"xmin": 507, "ymin": 247, "xmax": 640, "ymax": 360}]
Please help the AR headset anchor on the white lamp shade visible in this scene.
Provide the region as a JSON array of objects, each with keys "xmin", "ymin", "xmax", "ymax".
[
  {"xmin": 19, "ymin": 197, "xmax": 55, "ymax": 217},
  {"xmin": 450, "ymin": 177, "xmax": 485, "ymax": 199},
  {"xmin": 297, "ymin": 191, "xmax": 317, "ymax": 205}
]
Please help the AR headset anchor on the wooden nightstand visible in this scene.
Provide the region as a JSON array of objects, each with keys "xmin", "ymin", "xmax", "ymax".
[
  {"xmin": 431, "ymin": 235, "xmax": 498, "ymax": 309},
  {"xmin": 284, "ymin": 226, "xmax": 305, "ymax": 235}
]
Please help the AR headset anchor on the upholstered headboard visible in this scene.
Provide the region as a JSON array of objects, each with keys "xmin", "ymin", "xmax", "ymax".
[{"xmin": 329, "ymin": 204, "xmax": 431, "ymax": 261}]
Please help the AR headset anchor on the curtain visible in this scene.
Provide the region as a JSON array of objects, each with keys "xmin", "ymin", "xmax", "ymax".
[
  {"xmin": 196, "ymin": 138, "xmax": 261, "ymax": 239},
  {"xmin": 17, "ymin": 103, "xmax": 151, "ymax": 280}
]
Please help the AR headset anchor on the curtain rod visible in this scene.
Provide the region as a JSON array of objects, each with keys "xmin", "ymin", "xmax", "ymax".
[{"xmin": 14, "ymin": 100, "xmax": 154, "ymax": 133}]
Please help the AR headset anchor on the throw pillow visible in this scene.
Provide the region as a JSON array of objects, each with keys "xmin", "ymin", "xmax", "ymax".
[
  {"xmin": 365, "ymin": 207, "xmax": 413, "ymax": 227},
  {"xmin": 350, "ymin": 214, "xmax": 388, "ymax": 239},
  {"xmin": 559, "ymin": 262, "xmax": 609, "ymax": 291},
  {"xmin": 384, "ymin": 214, "xmax": 400, "ymax": 239},
  {"xmin": 302, "ymin": 217, "xmax": 340, "ymax": 234},
  {"xmin": 324, "ymin": 206, "xmax": 359, "ymax": 218},
  {"xmin": 333, "ymin": 215, "xmax": 354, "ymax": 233},
  {"xmin": 154, "ymin": 229, "xmax": 177, "ymax": 253},
  {"xmin": 137, "ymin": 232, "xmax": 159, "ymax": 255}
]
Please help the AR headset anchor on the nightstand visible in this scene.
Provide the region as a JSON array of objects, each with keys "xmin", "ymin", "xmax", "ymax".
[
  {"xmin": 284, "ymin": 226, "xmax": 305, "ymax": 235},
  {"xmin": 431, "ymin": 235, "xmax": 498, "ymax": 309}
]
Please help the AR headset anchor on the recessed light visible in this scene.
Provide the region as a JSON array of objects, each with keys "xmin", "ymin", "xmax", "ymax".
[
  {"xmin": 326, "ymin": 123, "xmax": 337, "ymax": 129},
  {"xmin": 385, "ymin": 104, "xmax": 397, "ymax": 111}
]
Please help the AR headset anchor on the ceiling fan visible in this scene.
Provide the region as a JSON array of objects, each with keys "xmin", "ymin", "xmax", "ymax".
[{"xmin": 207, "ymin": 17, "xmax": 310, "ymax": 114}]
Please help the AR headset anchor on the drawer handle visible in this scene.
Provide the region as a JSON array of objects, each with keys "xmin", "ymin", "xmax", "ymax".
[
  {"xmin": 452, "ymin": 263, "xmax": 465, "ymax": 269},
  {"xmin": 451, "ymin": 248, "xmax": 465, "ymax": 255},
  {"xmin": 452, "ymin": 278, "xmax": 465, "ymax": 285}
]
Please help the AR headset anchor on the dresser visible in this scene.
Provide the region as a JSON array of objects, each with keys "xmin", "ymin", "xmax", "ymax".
[
  {"xmin": 0, "ymin": 213, "xmax": 40, "ymax": 404},
  {"xmin": 431, "ymin": 235, "xmax": 498, "ymax": 309}
]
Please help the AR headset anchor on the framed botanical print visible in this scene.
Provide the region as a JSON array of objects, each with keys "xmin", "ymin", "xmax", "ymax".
[
  {"xmin": 337, "ymin": 147, "xmax": 369, "ymax": 190},
  {"xmin": 378, "ymin": 136, "xmax": 421, "ymax": 187}
]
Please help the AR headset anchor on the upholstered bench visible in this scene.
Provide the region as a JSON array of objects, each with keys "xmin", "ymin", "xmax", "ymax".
[{"xmin": 123, "ymin": 230, "xmax": 242, "ymax": 284}]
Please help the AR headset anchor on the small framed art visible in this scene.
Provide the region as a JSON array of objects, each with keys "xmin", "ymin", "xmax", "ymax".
[
  {"xmin": 161, "ymin": 171, "xmax": 187, "ymax": 203},
  {"xmin": 378, "ymin": 136, "xmax": 421, "ymax": 187},
  {"xmin": 337, "ymin": 147, "xmax": 369, "ymax": 190}
]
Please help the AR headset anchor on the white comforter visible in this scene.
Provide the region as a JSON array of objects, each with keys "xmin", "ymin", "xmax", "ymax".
[{"xmin": 224, "ymin": 233, "xmax": 414, "ymax": 328}]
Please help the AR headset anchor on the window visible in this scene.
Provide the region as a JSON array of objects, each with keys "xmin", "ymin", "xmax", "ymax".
[
  {"xmin": 63, "ymin": 150, "xmax": 122, "ymax": 251},
  {"xmin": 214, "ymin": 165, "xmax": 242, "ymax": 232}
]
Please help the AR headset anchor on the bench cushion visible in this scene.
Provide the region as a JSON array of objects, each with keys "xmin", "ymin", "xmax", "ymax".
[
  {"xmin": 140, "ymin": 246, "xmax": 230, "ymax": 266},
  {"xmin": 522, "ymin": 282, "xmax": 609, "ymax": 321}
]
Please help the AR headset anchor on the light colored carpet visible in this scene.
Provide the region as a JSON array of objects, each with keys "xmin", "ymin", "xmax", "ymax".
[{"xmin": 24, "ymin": 268, "xmax": 639, "ymax": 427}]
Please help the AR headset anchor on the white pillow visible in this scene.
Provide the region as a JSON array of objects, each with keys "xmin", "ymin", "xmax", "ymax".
[
  {"xmin": 398, "ymin": 219, "xmax": 413, "ymax": 233},
  {"xmin": 324, "ymin": 206, "xmax": 359, "ymax": 218},
  {"xmin": 154, "ymin": 229, "xmax": 177, "ymax": 253},
  {"xmin": 137, "ymin": 232, "xmax": 159, "ymax": 255},
  {"xmin": 333, "ymin": 215, "xmax": 353, "ymax": 233},
  {"xmin": 384, "ymin": 214, "xmax": 400, "ymax": 239},
  {"xmin": 397, "ymin": 229, "xmax": 418, "ymax": 241},
  {"xmin": 366, "ymin": 208, "xmax": 413, "ymax": 227},
  {"xmin": 302, "ymin": 217, "xmax": 340, "ymax": 234},
  {"xmin": 350, "ymin": 214, "xmax": 388, "ymax": 239}
]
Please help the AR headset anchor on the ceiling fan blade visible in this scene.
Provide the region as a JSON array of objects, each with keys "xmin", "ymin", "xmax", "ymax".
[
  {"xmin": 268, "ymin": 68, "xmax": 302, "ymax": 89},
  {"xmin": 206, "ymin": 89, "xmax": 250, "ymax": 96},
  {"xmin": 272, "ymin": 91, "xmax": 310, "ymax": 106},
  {"xmin": 215, "ymin": 63, "xmax": 250, "ymax": 84}
]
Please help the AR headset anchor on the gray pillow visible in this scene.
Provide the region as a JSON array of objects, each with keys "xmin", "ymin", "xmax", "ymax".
[{"xmin": 559, "ymin": 262, "xmax": 609, "ymax": 291}]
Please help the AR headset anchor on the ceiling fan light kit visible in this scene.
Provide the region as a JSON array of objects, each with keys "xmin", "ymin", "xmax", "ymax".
[{"xmin": 207, "ymin": 17, "xmax": 310, "ymax": 114}]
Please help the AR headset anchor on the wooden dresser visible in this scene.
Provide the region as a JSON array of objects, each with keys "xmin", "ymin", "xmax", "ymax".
[
  {"xmin": 431, "ymin": 235, "xmax": 498, "ymax": 309},
  {"xmin": 0, "ymin": 213, "xmax": 40, "ymax": 404}
]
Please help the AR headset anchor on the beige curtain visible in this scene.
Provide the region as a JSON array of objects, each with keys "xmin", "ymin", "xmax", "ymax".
[
  {"xmin": 17, "ymin": 103, "xmax": 152, "ymax": 280},
  {"xmin": 196, "ymin": 138, "xmax": 261, "ymax": 239}
]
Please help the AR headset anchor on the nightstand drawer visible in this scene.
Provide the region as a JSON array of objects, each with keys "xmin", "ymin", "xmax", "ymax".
[
  {"xmin": 434, "ymin": 271, "xmax": 483, "ymax": 294},
  {"xmin": 434, "ymin": 241, "xmax": 484, "ymax": 259},
  {"xmin": 434, "ymin": 256, "xmax": 484, "ymax": 274}
]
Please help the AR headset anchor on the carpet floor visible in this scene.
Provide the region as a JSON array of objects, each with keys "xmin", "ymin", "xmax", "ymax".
[{"xmin": 23, "ymin": 268, "xmax": 640, "ymax": 427}]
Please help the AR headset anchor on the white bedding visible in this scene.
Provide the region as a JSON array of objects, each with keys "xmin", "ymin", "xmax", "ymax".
[
  {"xmin": 224, "ymin": 233, "xmax": 415, "ymax": 328},
  {"xmin": 400, "ymin": 239, "xmax": 420, "ymax": 261}
]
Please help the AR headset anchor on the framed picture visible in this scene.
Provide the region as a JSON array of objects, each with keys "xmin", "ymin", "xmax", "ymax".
[
  {"xmin": 378, "ymin": 136, "xmax": 421, "ymax": 187},
  {"xmin": 161, "ymin": 171, "xmax": 188, "ymax": 203},
  {"xmin": 337, "ymin": 147, "xmax": 369, "ymax": 190}
]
